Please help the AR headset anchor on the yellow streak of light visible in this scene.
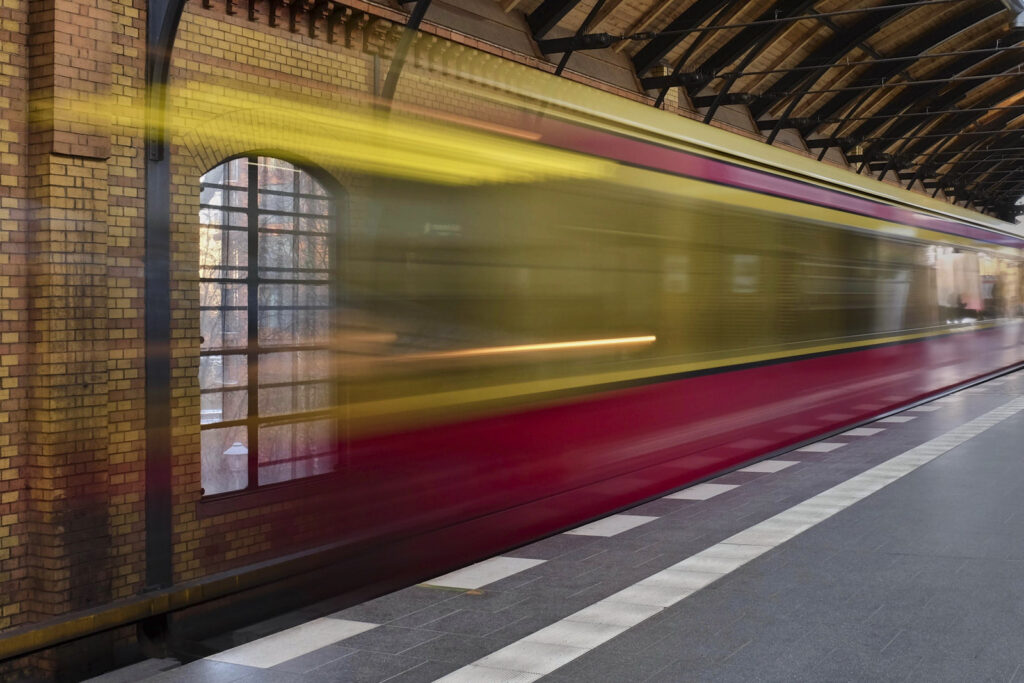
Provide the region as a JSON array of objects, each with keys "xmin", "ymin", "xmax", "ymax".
[
  {"xmin": 393, "ymin": 335, "xmax": 657, "ymax": 362},
  {"xmin": 62, "ymin": 81, "xmax": 613, "ymax": 187}
]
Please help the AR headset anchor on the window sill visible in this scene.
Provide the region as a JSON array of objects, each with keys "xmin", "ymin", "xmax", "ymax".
[{"xmin": 198, "ymin": 472, "xmax": 338, "ymax": 518}]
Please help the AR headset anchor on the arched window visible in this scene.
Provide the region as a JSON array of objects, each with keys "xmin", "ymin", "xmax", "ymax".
[{"xmin": 198, "ymin": 156, "xmax": 337, "ymax": 495}]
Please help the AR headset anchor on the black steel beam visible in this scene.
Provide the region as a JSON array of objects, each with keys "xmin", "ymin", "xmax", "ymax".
[
  {"xmin": 691, "ymin": 92, "xmax": 758, "ymax": 108},
  {"xmin": 380, "ymin": 0, "xmax": 432, "ymax": 102},
  {"xmin": 527, "ymin": 0, "xmax": 581, "ymax": 39},
  {"xmin": 631, "ymin": 0, "xmax": 728, "ymax": 75},
  {"xmin": 537, "ymin": 32, "xmax": 618, "ymax": 53},
  {"xmin": 554, "ymin": 0, "xmax": 608, "ymax": 75}
]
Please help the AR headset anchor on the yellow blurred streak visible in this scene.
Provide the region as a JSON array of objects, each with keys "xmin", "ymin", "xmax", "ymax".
[
  {"xmin": 391, "ymin": 335, "xmax": 657, "ymax": 362},
  {"xmin": 66, "ymin": 81, "xmax": 613, "ymax": 186}
]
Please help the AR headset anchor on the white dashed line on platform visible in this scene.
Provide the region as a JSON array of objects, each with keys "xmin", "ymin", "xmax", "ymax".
[
  {"xmin": 796, "ymin": 442, "xmax": 845, "ymax": 453},
  {"xmin": 565, "ymin": 514, "xmax": 658, "ymax": 537},
  {"xmin": 207, "ymin": 618, "xmax": 377, "ymax": 668},
  {"xmin": 739, "ymin": 460, "xmax": 799, "ymax": 473},
  {"xmin": 844, "ymin": 427, "xmax": 885, "ymax": 436},
  {"xmin": 665, "ymin": 483, "xmax": 739, "ymax": 500},
  {"xmin": 425, "ymin": 556, "xmax": 545, "ymax": 590},
  {"xmin": 879, "ymin": 416, "xmax": 916, "ymax": 423}
]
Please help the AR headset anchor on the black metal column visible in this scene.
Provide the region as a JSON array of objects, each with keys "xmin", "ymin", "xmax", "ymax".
[{"xmin": 145, "ymin": 0, "xmax": 187, "ymax": 591}]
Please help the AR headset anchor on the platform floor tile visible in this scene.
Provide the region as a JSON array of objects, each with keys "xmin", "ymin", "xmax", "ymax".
[
  {"xmin": 664, "ymin": 482, "xmax": 737, "ymax": 500},
  {"xmin": 796, "ymin": 442, "xmax": 845, "ymax": 452},
  {"xmin": 208, "ymin": 618, "xmax": 377, "ymax": 668},
  {"xmin": 424, "ymin": 556, "xmax": 546, "ymax": 590},
  {"xmin": 843, "ymin": 427, "xmax": 885, "ymax": 436},
  {"xmin": 564, "ymin": 514, "xmax": 657, "ymax": 537},
  {"xmin": 738, "ymin": 459, "xmax": 799, "ymax": 473}
]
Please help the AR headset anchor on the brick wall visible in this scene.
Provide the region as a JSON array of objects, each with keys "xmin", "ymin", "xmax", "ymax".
[
  {"xmin": 0, "ymin": 0, "xmax": 145, "ymax": 677},
  {"xmin": 0, "ymin": 0, "xmax": 32, "ymax": 639}
]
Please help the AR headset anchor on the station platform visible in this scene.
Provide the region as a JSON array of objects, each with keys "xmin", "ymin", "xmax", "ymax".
[{"xmin": 93, "ymin": 370, "xmax": 1024, "ymax": 682}]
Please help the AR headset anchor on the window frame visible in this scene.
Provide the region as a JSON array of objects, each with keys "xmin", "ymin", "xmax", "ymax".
[{"xmin": 198, "ymin": 154, "xmax": 344, "ymax": 499}]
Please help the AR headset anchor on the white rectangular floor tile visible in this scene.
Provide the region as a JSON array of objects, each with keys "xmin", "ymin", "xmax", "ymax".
[
  {"xmin": 565, "ymin": 514, "xmax": 657, "ymax": 537},
  {"xmin": 796, "ymin": 442, "xmax": 844, "ymax": 453},
  {"xmin": 426, "ymin": 556, "xmax": 545, "ymax": 589},
  {"xmin": 664, "ymin": 483, "xmax": 738, "ymax": 500},
  {"xmin": 739, "ymin": 460, "xmax": 798, "ymax": 473},
  {"xmin": 524, "ymin": 620, "xmax": 626, "ymax": 649},
  {"xmin": 565, "ymin": 600, "xmax": 663, "ymax": 628},
  {"xmin": 207, "ymin": 618, "xmax": 377, "ymax": 668},
  {"xmin": 879, "ymin": 415, "xmax": 916, "ymax": 423},
  {"xmin": 907, "ymin": 405, "xmax": 941, "ymax": 412},
  {"xmin": 844, "ymin": 427, "xmax": 885, "ymax": 436},
  {"xmin": 436, "ymin": 664, "xmax": 541, "ymax": 683},
  {"xmin": 477, "ymin": 641, "xmax": 587, "ymax": 676}
]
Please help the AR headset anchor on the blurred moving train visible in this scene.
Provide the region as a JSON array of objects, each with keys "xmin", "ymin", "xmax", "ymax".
[{"xmin": 195, "ymin": 87, "xmax": 1024, "ymax": 579}]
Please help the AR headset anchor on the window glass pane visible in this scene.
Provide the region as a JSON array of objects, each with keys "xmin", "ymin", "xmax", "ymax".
[
  {"xmin": 299, "ymin": 216, "xmax": 331, "ymax": 233},
  {"xmin": 201, "ymin": 282, "xmax": 248, "ymax": 350},
  {"xmin": 201, "ymin": 425, "xmax": 248, "ymax": 495},
  {"xmin": 258, "ymin": 419, "xmax": 335, "ymax": 485},
  {"xmin": 259, "ymin": 381, "xmax": 332, "ymax": 416},
  {"xmin": 201, "ymin": 309, "xmax": 247, "ymax": 349},
  {"xmin": 201, "ymin": 388, "xmax": 247, "ymax": 424},
  {"xmin": 259, "ymin": 193, "xmax": 295, "ymax": 213},
  {"xmin": 258, "ymin": 307, "xmax": 330, "ymax": 345},
  {"xmin": 200, "ymin": 185, "xmax": 222, "ymax": 205},
  {"xmin": 259, "ymin": 350, "xmax": 330, "ymax": 384},
  {"xmin": 200, "ymin": 282, "xmax": 247, "ymax": 307},
  {"xmin": 259, "ymin": 284, "xmax": 329, "ymax": 307},
  {"xmin": 258, "ymin": 157, "xmax": 296, "ymax": 190},
  {"xmin": 200, "ymin": 227, "xmax": 248, "ymax": 279},
  {"xmin": 258, "ymin": 213, "xmax": 296, "ymax": 231},
  {"xmin": 300, "ymin": 197, "xmax": 330, "ymax": 215},
  {"xmin": 259, "ymin": 233, "xmax": 330, "ymax": 274},
  {"xmin": 198, "ymin": 354, "xmax": 248, "ymax": 390}
]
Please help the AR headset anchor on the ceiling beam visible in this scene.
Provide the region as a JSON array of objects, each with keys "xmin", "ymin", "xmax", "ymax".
[{"xmin": 527, "ymin": 0, "xmax": 581, "ymax": 39}]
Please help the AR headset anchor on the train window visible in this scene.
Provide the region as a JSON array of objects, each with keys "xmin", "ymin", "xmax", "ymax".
[{"xmin": 198, "ymin": 156, "xmax": 337, "ymax": 496}]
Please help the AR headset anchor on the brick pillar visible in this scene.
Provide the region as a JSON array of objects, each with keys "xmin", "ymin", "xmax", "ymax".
[
  {"xmin": 21, "ymin": 0, "xmax": 116, "ymax": 674},
  {"xmin": 0, "ymin": 0, "xmax": 33, "ymax": 641}
]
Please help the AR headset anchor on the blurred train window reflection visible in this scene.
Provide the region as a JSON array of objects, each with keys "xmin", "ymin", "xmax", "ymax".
[
  {"xmin": 331, "ymin": 177, "xmax": 1022, "ymax": 437},
  {"xmin": 199, "ymin": 156, "xmax": 337, "ymax": 496}
]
